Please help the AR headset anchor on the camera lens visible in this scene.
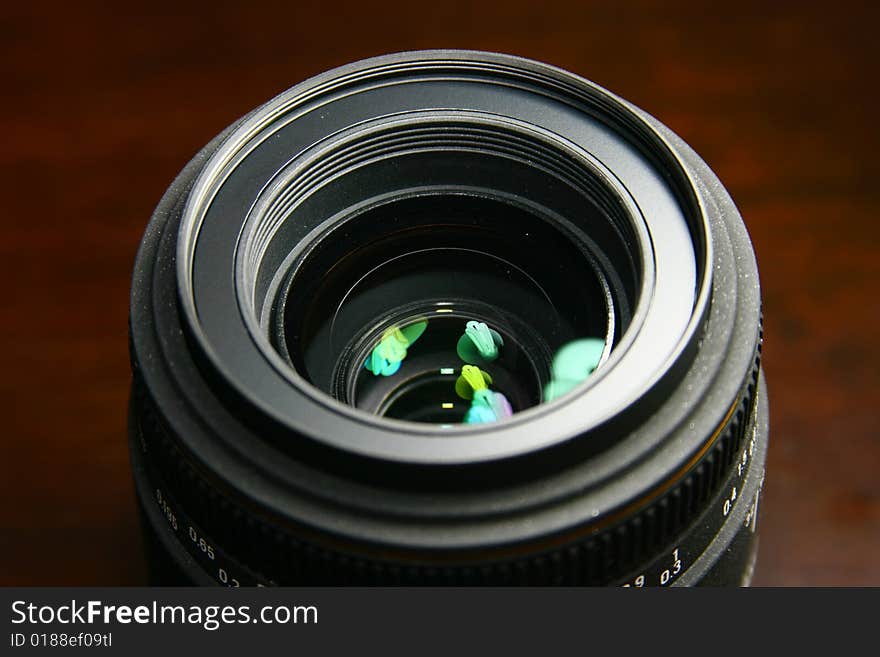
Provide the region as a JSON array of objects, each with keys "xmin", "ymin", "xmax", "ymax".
[{"xmin": 129, "ymin": 51, "xmax": 766, "ymax": 585}]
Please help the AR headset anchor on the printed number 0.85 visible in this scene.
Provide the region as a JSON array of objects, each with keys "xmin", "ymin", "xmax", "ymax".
[{"xmin": 188, "ymin": 526, "xmax": 216, "ymax": 560}]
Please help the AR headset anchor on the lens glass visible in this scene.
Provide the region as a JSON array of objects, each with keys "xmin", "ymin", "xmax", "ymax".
[{"xmin": 277, "ymin": 193, "xmax": 621, "ymax": 425}]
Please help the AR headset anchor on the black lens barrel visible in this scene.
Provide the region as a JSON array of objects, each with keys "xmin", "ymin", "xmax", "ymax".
[{"xmin": 129, "ymin": 51, "xmax": 766, "ymax": 586}]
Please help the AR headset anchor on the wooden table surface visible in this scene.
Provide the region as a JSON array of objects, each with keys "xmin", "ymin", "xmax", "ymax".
[{"xmin": 2, "ymin": 1, "xmax": 877, "ymax": 586}]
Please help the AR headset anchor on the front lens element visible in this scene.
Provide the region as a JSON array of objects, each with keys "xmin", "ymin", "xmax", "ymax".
[{"xmin": 273, "ymin": 192, "xmax": 622, "ymax": 427}]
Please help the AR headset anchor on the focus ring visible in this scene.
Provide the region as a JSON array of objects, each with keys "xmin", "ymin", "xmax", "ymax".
[{"xmin": 132, "ymin": 345, "xmax": 760, "ymax": 585}]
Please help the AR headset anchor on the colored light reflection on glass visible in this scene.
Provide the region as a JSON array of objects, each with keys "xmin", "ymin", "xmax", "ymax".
[
  {"xmin": 456, "ymin": 320, "xmax": 504, "ymax": 363},
  {"xmin": 543, "ymin": 337, "xmax": 605, "ymax": 402},
  {"xmin": 363, "ymin": 320, "xmax": 428, "ymax": 376}
]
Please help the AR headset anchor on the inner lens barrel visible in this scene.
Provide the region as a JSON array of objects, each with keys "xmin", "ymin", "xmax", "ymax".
[
  {"xmin": 129, "ymin": 51, "xmax": 766, "ymax": 586},
  {"xmin": 274, "ymin": 193, "xmax": 620, "ymax": 425}
]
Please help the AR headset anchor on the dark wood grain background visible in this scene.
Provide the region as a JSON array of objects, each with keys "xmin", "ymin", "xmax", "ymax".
[{"xmin": 1, "ymin": 1, "xmax": 877, "ymax": 586}]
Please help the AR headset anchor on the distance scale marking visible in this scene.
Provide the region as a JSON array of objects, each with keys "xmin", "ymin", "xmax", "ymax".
[
  {"xmin": 151, "ymin": 482, "xmax": 274, "ymax": 587},
  {"xmin": 146, "ymin": 413, "xmax": 762, "ymax": 588},
  {"xmin": 132, "ymin": 396, "xmax": 275, "ymax": 586},
  {"xmin": 616, "ymin": 390, "xmax": 764, "ymax": 587},
  {"xmin": 134, "ymin": 378, "xmax": 765, "ymax": 587}
]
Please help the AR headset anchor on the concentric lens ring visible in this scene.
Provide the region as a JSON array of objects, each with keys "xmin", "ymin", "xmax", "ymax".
[{"xmin": 175, "ymin": 51, "xmax": 705, "ymax": 463}]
